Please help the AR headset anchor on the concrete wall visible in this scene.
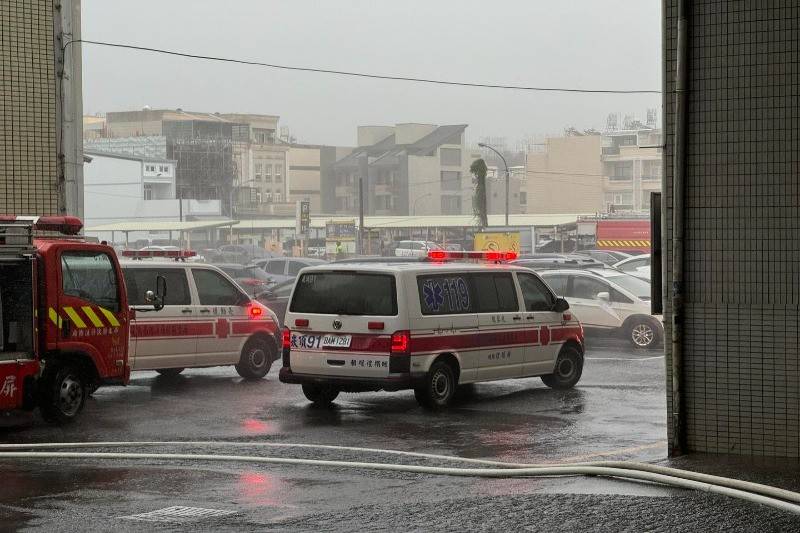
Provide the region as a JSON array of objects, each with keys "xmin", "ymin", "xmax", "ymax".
[
  {"xmin": 664, "ymin": 0, "xmax": 800, "ymax": 457},
  {"xmin": 395, "ymin": 123, "xmax": 437, "ymax": 145},
  {"xmin": 0, "ymin": 0, "xmax": 60, "ymax": 215},
  {"xmin": 287, "ymin": 146, "xmax": 323, "ymax": 212},
  {"xmin": 525, "ymin": 136, "xmax": 604, "ymax": 215}
]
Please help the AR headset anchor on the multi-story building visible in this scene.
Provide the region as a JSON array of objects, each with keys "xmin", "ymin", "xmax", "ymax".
[
  {"xmin": 286, "ymin": 144, "xmax": 354, "ymax": 214},
  {"xmin": 601, "ymin": 128, "xmax": 662, "ymax": 212},
  {"xmin": 327, "ymin": 124, "xmax": 478, "ymax": 216},
  {"xmin": 83, "ymin": 150, "xmax": 221, "ymax": 234}
]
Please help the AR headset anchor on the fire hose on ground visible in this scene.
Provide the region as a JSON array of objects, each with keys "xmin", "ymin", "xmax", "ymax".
[{"xmin": 0, "ymin": 441, "xmax": 798, "ymax": 515}]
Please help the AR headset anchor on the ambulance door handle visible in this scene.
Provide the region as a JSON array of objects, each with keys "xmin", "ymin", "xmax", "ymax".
[
  {"xmin": 199, "ymin": 308, "xmax": 211, "ymax": 314},
  {"xmin": 526, "ymin": 315, "xmax": 535, "ymax": 320},
  {"xmin": 512, "ymin": 315, "xmax": 522, "ymax": 321},
  {"xmin": 181, "ymin": 308, "xmax": 193, "ymax": 314}
]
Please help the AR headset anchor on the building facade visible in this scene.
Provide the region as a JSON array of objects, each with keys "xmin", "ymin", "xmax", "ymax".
[
  {"xmin": 83, "ymin": 151, "xmax": 221, "ymax": 234},
  {"xmin": 327, "ymin": 124, "xmax": 478, "ymax": 217},
  {"xmin": 664, "ymin": 0, "xmax": 800, "ymax": 458},
  {"xmin": 286, "ymin": 144, "xmax": 354, "ymax": 214}
]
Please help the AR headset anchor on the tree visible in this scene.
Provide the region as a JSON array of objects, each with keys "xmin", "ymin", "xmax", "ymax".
[{"xmin": 470, "ymin": 158, "xmax": 488, "ymax": 229}]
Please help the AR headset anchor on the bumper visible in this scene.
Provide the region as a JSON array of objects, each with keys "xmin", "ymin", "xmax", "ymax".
[{"xmin": 279, "ymin": 367, "xmax": 426, "ymax": 392}]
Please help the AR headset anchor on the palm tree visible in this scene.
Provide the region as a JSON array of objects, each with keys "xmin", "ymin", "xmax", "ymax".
[{"xmin": 470, "ymin": 158, "xmax": 488, "ymax": 229}]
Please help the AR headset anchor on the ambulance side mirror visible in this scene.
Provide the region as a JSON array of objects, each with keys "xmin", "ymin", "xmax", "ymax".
[
  {"xmin": 553, "ymin": 297, "xmax": 570, "ymax": 313},
  {"xmin": 143, "ymin": 276, "xmax": 167, "ymax": 311}
]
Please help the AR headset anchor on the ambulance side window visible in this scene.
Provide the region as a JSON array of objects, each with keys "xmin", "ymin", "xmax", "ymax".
[
  {"xmin": 60, "ymin": 251, "xmax": 120, "ymax": 312},
  {"xmin": 417, "ymin": 275, "xmax": 474, "ymax": 315},
  {"xmin": 471, "ymin": 273, "xmax": 519, "ymax": 313},
  {"xmin": 192, "ymin": 269, "xmax": 246, "ymax": 306},
  {"xmin": 123, "ymin": 268, "xmax": 190, "ymax": 306}
]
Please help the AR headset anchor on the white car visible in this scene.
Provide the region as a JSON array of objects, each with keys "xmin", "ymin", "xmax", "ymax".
[
  {"xmin": 280, "ymin": 256, "xmax": 584, "ymax": 408},
  {"xmin": 121, "ymin": 261, "xmax": 282, "ymax": 378},
  {"xmin": 394, "ymin": 240, "xmax": 442, "ymax": 257},
  {"xmin": 539, "ymin": 268, "xmax": 662, "ymax": 348},
  {"xmin": 613, "ymin": 254, "xmax": 651, "ymax": 280}
]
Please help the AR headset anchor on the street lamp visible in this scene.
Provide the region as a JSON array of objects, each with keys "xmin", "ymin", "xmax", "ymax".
[
  {"xmin": 478, "ymin": 142, "xmax": 510, "ymax": 227},
  {"xmin": 412, "ymin": 192, "xmax": 433, "ymax": 215}
]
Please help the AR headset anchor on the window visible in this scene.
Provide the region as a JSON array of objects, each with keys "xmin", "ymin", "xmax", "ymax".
[
  {"xmin": 143, "ymin": 184, "xmax": 153, "ymax": 200},
  {"xmin": 417, "ymin": 275, "xmax": 474, "ymax": 315},
  {"xmin": 265, "ymin": 260, "xmax": 286, "ymax": 275},
  {"xmin": 275, "ymin": 164, "xmax": 283, "ymax": 183},
  {"xmin": 275, "ymin": 192, "xmax": 282, "ymax": 202},
  {"xmin": 542, "ymin": 274, "xmax": 568, "ymax": 296},
  {"xmin": 265, "ymin": 192, "xmax": 273, "ymax": 202},
  {"xmin": 472, "ymin": 273, "xmax": 518, "ymax": 313},
  {"xmin": 123, "ymin": 268, "xmax": 191, "ymax": 306},
  {"xmin": 61, "ymin": 252, "xmax": 120, "ymax": 311},
  {"xmin": 255, "ymin": 163, "xmax": 263, "ymax": 181},
  {"xmin": 265, "ymin": 165, "xmax": 273, "ymax": 183},
  {"xmin": 145, "ymin": 164, "xmax": 155, "ymax": 172},
  {"xmin": 159, "ymin": 165, "xmax": 169, "ymax": 173},
  {"xmin": 517, "ymin": 273, "xmax": 555, "ymax": 311},
  {"xmin": 441, "ymin": 195, "xmax": 462, "ymax": 215},
  {"xmin": 519, "ymin": 191, "xmax": 527, "ymax": 205},
  {"xmin": 642, "ymin": 160, "xmax": 662, "ymax": 180},
  {"xmin": 288, "ymin": 261, "xmax": 308, "ymax": 276},
  {"xmin": 570, "ymin": 276, "xmax": 609, "ymax": 300},
  {"xmin": 292, "ymin": 273, "xmax": 397, "ymax": 316},
  {"xmin": 192, "ymin": 269, "xmax": 245, "ymax": 306},
  {"xmin": 440, "ymin": 147, "xmax": 462, "ymax": 166},
  {"xmin": 440, "ymin": 171, "xmax": 461, "ymax": 191},
  {"xmin": 606, "ymin": 161, "xmax": 633, "ymax": 180}
]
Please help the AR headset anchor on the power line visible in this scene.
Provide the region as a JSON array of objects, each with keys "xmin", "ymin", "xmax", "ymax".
[{"xmin": 67, "ymin": 40, "xmax": 661, "ymax": 95}]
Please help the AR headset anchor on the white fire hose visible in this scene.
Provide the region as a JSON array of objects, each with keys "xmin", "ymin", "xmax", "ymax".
[{"xmin": 0, "ymin": 441, "xmax": 798, "ymax": 515}]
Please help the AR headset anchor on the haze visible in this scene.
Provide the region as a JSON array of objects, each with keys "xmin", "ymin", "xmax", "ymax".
[{"xmin": 82, "ymin": 0, "xmax": 661, "ymax": 146}]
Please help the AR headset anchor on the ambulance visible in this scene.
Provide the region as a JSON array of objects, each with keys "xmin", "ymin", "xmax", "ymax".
[
  {"xmin": 279, "ymin": 250, "xmax": 584, "ymax": 408},
  {"xmin": 120, "ymin": 252, "xmax": 281, "ymax": 379}
]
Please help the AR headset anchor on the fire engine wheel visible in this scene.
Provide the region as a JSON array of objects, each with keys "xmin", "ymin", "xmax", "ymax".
[
  {"xmin": 541, "ymin": 345, "xmax": 583, "ymax": 390},
  {"xmin": 627, "ymin": 318, "xmax": 661, "ymax": 349},
  {"xmin": 39, "ymin": 363, "xmax": 87, "ymax": 424},
  {"xmin": 156, "ymin": 368, "xmax": 185, "ymax": 377},
  {"xmin": 415, "ymin": 360, "xmax": 457, "ymax": 409},
  {"xmin": 235, "ymin": 338, "xmax": 274, "ymax": 380},
  {"xmin": 302, "ymin": 384, "xmax": 340, "ymax": 406}
]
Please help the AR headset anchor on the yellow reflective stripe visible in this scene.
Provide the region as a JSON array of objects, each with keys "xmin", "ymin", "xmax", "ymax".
[
  {"xmin": 48, "ymin": 308, "xmax": 62, "ymax": 328},
  {"xmin": 63, "ymin": 307, "xmax": 87, "ymax": 328},
  {"xmin": 99, "ymin": 307, "xmax": 121, "ymax": 327},
  {"xmin": 82, "ymin": 306, "xmax": 105, "ymax": 328}
]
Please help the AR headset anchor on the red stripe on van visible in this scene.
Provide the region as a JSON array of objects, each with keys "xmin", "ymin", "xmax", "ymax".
[
  {"xmin": 231, "ymin": 320, "xmax": 277, "ymax": 336},
  {"xmin": 132, "ymin": 322, "xmax": 214, "ymax": 338}
]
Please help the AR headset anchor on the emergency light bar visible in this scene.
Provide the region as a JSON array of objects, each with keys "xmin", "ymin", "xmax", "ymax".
[
  {"xmin": 0, "ymin": 215, "xmax": 83, "ymax": 235},
  {"xmin": 427, "ymin": 250, "xmax": 518, "ymax": 262},
  {"xmin": 122, "ymin": 249, "xmax": 197, "ymax": 260}
]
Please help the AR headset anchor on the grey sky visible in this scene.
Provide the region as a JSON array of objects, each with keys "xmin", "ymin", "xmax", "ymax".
[{"xmin": 82, "ymin": 0, "xmax": 661, "ymax": 147}]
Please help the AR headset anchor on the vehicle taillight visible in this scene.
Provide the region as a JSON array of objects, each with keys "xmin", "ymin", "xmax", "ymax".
[
  {"xmin": 390, "ymin": 330, "xmax": 410, "ymax": 355},
  {"xmin": 249, "ymin": 305, "xmax": 263, "ymax": 318},
  {"xmin": 295, "ymin": 318, "xmax": 309, "ymax": 327},
  {"xmin": 368, "ymin": 321, "xmax": 385, "ymax": 330},
  {"xmin": 282, "ymin": 327, "xmax": 291, "ymax": 349}
]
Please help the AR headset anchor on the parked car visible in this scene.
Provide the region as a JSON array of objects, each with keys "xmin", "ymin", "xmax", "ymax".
[
  {"xmin": 575, "ymin": 249, "xmax": 632, "ymax": 266},
  {"xmin": 256, "ymin": 279, "xmax": 295, "ymax": 326},
  {"xmin": 214, "ymin": 263, "xmax": 276, "ymax": 296},
  {"xmin": 217, "ymin": 244, "xmax": 278, "ymax": 265},
  {"xmin": 253, "ymin": 257, "xmax": 327, "ymax": 284},
  {"xmin": 394, "ymin": 240, "xmax": 442, "ymax": 257},
  {"xmin": 512, "ymin": 254, "xmax": 607, "ymax": 271},
  {"xmin": 614, "ymin": 254, "xmax": 651, "ymax": 280},
  {"xmin": 539, "ymin": 268, "xmax": 662, "ymax": 349}
]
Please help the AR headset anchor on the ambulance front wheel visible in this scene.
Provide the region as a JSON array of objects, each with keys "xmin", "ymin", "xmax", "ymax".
[
  {"xmin": 235, "ymin": 337, "xmax": 274, "ymax": 380},
  {"xmin": 39, "ymin": 362, "xmax": 87, "ymax": 424}
]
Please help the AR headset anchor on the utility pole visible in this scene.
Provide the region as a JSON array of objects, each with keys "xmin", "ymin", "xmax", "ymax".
[{"xmin": 358, "ymin": 177, "xmax": 365, "ymax": 255}]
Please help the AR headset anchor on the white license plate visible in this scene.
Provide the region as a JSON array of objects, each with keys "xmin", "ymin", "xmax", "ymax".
[{"xmin": 292, "ymin": 333, "xmax": 352, "ymax": 349}]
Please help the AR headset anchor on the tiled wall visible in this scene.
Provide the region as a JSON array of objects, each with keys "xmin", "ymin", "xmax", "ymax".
[
  {"xmin": 664, "ymin": 0, "xmax": 800, "ymax": 456},
  {"xmin": 0, "ymin": 0, "xmax": 59, "ymax": 215}
]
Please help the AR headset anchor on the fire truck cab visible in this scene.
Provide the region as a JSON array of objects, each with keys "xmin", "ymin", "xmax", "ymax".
[{"xmin": 0, "ymin": 216, "xmax": 163, "ymax": 423}]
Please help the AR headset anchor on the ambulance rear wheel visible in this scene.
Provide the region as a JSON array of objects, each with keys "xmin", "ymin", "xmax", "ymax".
[
  {"xmin": 302, "ymin": 384, "xmax": 339, "ymax": 406},
  {"xmin": 39, "ymin": 362, "xmax": 87, "ymax": 424},
  {"xmin": 415, "ymin": 361, "xmax": 457, "ymax": 409},
  {"xmin": 156, "ymin": 368, "xmax": 184, "ymax": 377},
  {"xmin": 235, "ymin": 338, "xmax": 274, "ymax": 380}
]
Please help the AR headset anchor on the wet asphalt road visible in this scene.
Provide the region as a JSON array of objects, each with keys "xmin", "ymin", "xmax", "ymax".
[{"xmin": 0, "ymin": 338, "xmax": 798, "ymax": 531}]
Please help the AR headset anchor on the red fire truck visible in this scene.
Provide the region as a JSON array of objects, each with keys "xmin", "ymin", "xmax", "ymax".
[{"xmin": 0, "ymin": 216, "xmax": 163, "ymax": 423}]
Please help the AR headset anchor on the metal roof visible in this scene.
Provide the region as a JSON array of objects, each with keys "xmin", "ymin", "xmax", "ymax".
[
  {"xmin": 85, "ymin": 220, "xmax": 237, "ymax": 233},
  {"xmin": 232, "ymin": 213, "xmax": 586, "ymax": 231}
]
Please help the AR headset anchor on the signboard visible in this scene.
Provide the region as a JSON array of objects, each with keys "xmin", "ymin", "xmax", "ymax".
[
  {"xmin": 325, "ymin": 220, "xmax": 357, "ymax": 241},
  {"xmin": 296, "ymin": 201, "xmax": 311, "ymax": 236},
  {"xmin": 474, "ymin": 232, "xmax": 521, "ymax": 253}
]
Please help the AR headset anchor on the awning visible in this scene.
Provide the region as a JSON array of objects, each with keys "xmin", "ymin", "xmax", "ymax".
[{"xmin": 85, "ymin": 220, "xmax": 238, "ymax": 233}]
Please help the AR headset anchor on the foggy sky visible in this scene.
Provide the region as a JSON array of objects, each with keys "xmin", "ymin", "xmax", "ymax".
[{"xmin": 82, "ymin": 0, "xmax": 662, "ymax": 147}]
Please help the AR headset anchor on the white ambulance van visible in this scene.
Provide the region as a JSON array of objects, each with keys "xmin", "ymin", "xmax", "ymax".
[
  {"xmin": 121, "ymin": 255, "xmax": 281, "ymax": 379},
  {"xmin": 279, "ymin": 251, "xmax": 585, "ymax": 408}
]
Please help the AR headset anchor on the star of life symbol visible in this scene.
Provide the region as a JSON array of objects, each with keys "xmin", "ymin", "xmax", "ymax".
[
  {"xmin": 1, "ymin": 376, "xmax": 17, "ymax": 397},
  {"xmin": 423, "ymin": 281, "xmax": 444, "ymax": 311}
]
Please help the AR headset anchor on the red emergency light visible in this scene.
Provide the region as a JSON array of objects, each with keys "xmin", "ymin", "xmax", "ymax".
[
  {"xmin": 0, "ymin": 215, "xmax": 83, "ymax": 235},
  {"xmin": 427, "ymin": 250, "xmax": 518, "ymax": 262},
  {"xmin": 121, "ymin": 249, "xmax": 197, "ymax": 260}
]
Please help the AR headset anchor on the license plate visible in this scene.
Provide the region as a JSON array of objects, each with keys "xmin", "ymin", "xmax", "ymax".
[
  {"xmin": 291, "ymin": 333, "xmax": 352, "ymax": 349},
  {"xmin": 321, "ymin": 334, "xmax": 352, "ymax": 348}
]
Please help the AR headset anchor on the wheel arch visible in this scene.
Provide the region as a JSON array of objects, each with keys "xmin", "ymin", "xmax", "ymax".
[
  {"xmin": 621, "ymin": 314, "xmax": 661, "ymax": 332},
  {"xmin": 244, "ymin": 331, "xmax": 279, "ymax": 362},
  {"xmin": 432, "ymin": 352, "xmax": 461, "ymax": 382},
  {"xmin": 43, "ymin": 351, "xmax": 100, "ymax": 386}
]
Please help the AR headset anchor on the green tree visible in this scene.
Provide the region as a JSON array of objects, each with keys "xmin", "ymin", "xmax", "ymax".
[{"xmin": 470, "ymin": 158, "xmax": 488, "ymax": 229}]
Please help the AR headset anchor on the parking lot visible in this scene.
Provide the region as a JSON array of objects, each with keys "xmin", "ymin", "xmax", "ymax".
[{"xmin": 1, "ymin": 337, "xmax": 796, "ymax": 531}]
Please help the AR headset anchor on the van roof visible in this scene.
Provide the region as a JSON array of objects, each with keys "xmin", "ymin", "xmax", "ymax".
[{"xmin": 297, "ymin": 261, "xmax": 532, "ymax": 275}]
